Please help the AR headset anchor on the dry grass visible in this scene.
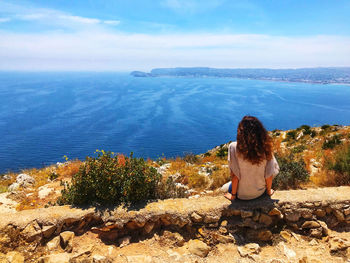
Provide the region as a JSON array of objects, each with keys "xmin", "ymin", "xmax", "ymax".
[{"xmin": 209, "ymin": 168, "xmax": 230, "ymax": 190}]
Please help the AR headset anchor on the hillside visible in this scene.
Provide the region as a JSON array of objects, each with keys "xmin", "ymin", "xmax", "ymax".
[{"xmin": 131, "ymin": 67, "xmax": 350, "ymax": 84}]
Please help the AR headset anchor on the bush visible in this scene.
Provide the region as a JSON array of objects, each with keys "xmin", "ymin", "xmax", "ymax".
[
  {"xmin": 57, "ymin": 151, "xmax": 161, "ymax": 206},
  {"xmin": 291, "ymin": 145, "xmax": 306, "ymax": 154},
  {"xmin": 321, "ymin": 124, "xmax": 330, "ymax": 130},
  {"xmin": 155, "ymin": 176, "xmax": 187, "ymax": 200},
  {"xmin": 326, "ymin": 144, "xmax": 350, "ymax": 185},
  {"xmin": 273, "ymin": 154, "xmax": 309, "ymax": 190},
  {"xmin": 322, "ymin": 134, "xmax": 342, "ymax": 150},
  {"xmin": 286, "ymin": 130, "xmax": 297, "ymax": 140},
  {"xmin": 183, "ymin": 153, "xmax": 199, "ymax": 164},
  {"xmin": 216, "ymin": 145, "xmax": 228, "ymax": 158}
]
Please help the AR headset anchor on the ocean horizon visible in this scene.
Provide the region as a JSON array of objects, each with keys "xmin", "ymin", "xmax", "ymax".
[{"xmin": 1, "ymin": 71, "xmax": 349, "ymax": 173}]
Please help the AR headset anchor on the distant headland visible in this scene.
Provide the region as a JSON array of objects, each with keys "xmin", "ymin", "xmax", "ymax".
[{"xmin": 131, "ymin": 67, "xmax": 350, "ymax": 84}]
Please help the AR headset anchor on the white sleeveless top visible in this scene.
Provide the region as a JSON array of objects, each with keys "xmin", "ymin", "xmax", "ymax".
[{"xmin": 228, "ymin": 142, "xmax": 280, "ymax": 200}]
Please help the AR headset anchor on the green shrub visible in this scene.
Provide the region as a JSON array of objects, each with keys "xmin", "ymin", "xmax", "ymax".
[
  {"xmin": 183, "ymin": 153, "xmax": 199, "ymax": 164},
  {"xmin": 321, "ymin": 124, "xmax": 330, "ymax": 130},
  {"xmin": 291, "ymin": 145, "xmax": 306, "ymax": 154},
  {"xmin": 310, "ymin": 130, "xmax": 317, "ymax": 138},
  {"xmin": 216, "ymin": 145, "xmax": 228, "ymax": 158},
  {"xmin": 286, "ymin": 130, "xmax": 297, "ymax": 140},
  {"xmin": 273, "ymin": 154, "xmax": 309, "ymax": 190},
  {"xmin": 203, "ymin": 152, "xmax": 211, "ymax": 157},
  {"xmin": 322, "ymin": 134, "xmax": 342, "ymax": 150},
  {"xmin": 326, "ymin": 144, "xmax": 350, "ymax": 185},
  {"xmin": 57, "ymin": 151, "xmax": 161, "ymax": 206}
]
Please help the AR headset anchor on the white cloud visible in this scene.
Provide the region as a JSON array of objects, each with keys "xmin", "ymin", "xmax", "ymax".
[
  {"xmin": 58, "ymin": 15, "xmax": 101, "ymax": 25},
  {"xmin": 0, "ymin": 32, "xmax": 349, "ymax": 71},
  {"xmin": 0, "ymin": 17, "xmax": 11, "ymax": 23},
  {"xmin": 104, "ymin": 20, "xmax": 120, "ymax": 26}
]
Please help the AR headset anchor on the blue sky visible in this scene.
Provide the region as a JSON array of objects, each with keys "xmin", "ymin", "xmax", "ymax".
[{"xmin": 0, "ymin": 0, "xmax": 350, "ymax": 70}]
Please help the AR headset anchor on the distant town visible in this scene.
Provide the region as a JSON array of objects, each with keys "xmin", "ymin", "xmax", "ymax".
[{"xmin": 131, "ymin": 67, "xmax": 350, "ymax": 84}]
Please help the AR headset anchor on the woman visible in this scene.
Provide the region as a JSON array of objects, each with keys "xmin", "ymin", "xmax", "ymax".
[{"xmin": 222, "ymin": 116, "xmax": 279, "ymax": 201}]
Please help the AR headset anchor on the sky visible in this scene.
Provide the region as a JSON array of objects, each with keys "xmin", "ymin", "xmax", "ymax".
[{"xmin": 0, "ymin": 0, "xmax": 350, "ymax": 71}]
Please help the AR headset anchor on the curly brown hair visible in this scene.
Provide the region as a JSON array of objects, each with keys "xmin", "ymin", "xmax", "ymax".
[{"xmin": 236, "ymin": 116, "xmax": 273, "ymax": 164}]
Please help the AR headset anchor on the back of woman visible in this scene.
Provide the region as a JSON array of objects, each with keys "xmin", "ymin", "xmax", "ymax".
[{"xmin": 223, "ymin": 116, "xmax": 279, "ymax": 201}]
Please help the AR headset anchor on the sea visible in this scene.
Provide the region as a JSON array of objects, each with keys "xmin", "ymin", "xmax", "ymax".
[{"xmin": 0, "ymin": 72, "xmax": 349, "ymax": 173}]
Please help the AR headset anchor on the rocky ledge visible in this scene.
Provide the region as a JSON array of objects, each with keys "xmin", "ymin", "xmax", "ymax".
[{"xmin": 1, "ymin": 186, "xmax": 350, "ymax": 262}]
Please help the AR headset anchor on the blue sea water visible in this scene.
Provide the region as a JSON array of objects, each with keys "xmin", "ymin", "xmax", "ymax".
[{"xmin": 0, "ymin": 72, "xmax": 349, "ymax": 173}]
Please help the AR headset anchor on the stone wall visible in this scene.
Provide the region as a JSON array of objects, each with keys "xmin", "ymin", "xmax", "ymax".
[{"xmin": 0, "ymin": 186, "xmax": 349, "ymax": 254}]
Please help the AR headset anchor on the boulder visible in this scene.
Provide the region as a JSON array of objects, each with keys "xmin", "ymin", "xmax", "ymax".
[
  {"xmin": 188, "ymin": 239, "xmax": 210, "ymax": 257},
  {"xmin": 285, "ymin": 210, "xmax": 301, "ymax": 222},
  {"xmin": 8, "ymin": 183, "xmax": 20, "ymax": 192},
  {"xmin": 259, "ymin": 214, "xmax": 273, "ymax": 226},
  {"xmin": 190, "ymin": 212, "xmax": 203, "ymax": 223},
  {"xmin": 22, "ymin": 220, "xmax": 42, "ymax": 242},
  {"xmin": 16, "ymin": 173, "xmax": 35, "ymax": 188},
  {"xmin": 301, "ymin": 221, "xmax": 320, "ymax": 229},
  {"xmin": 47, "ymin": 236, "xmax": 61, "ymax": 250},
  {"xmin": 42, "ymin": 225, "xmax": 56, "ymax": 239},
  {"xmin": 39, "ymin": 253, "xmax": 71, "ymax": 263}
]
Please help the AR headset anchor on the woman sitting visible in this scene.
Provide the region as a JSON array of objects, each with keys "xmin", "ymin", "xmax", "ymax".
[{"xmin": 222, "ymin": 116, "xmax": 279, "ymax": 201}]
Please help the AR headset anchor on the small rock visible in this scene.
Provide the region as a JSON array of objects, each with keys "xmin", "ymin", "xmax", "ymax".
[
  {"xmin": 301, "ymin": 209, "xmax": 313, "ymax": 219},
  {"xmin": 60, "ymin": 231, "xmax": 75, "ymax": 252},
  {"xmin": 204, "ymin": 214, "xmax": 220, "ymax": 223},
  {"xmin": 39, "ymin": 253, "xmax": 71, "ymax": 263},
  {"xmin": 42, "ymin": 225, "xmax": 56, "ymax": 239},
  {"xmin": 118, "ymin": 236, "xmax": 131, "ymax": 247},
  {"xmin": 126, "ymin": 255, "xmax": 153, "ymax": 263},
  {"xmin": 8, "ymin": 183, "xmax": 20, "ymax": 192},
  {"xmin": 258, "ymin": 230, "xmax": 273, "ymax": 241},
  {"xmin": 143, "ymin": 222, "xmax": 155, "ymax": 234},
  {"xmin": 191, "ymin": 212, "xmax": 203, "ymax": 223},
  {"xmin": 259, "ymin": 214, "xmax": 273, "ymax": 226},
  {"xmin": 22, "ymin": 220, "xmax": 42, "ymax": 242},
  {"xmin": 188, "ymin": 239, "xmax": 210, "ymax": 257},
  {"xmin": 329, "ymin": 237, "xmax": 350, "ymax": 252},
  {"xmin": 309, "ymin": 239, "xmax": 318, "ymax": 246},
  {"xmin": 47, "ymin": 236, "xmax": 61, "ymax": 250},
  {"xmin": 269, "ymin": 208, "xmax": 283, "ymax": 218},
  {"xmin": 237, "ymin": 243, "xmax": 260, "ymax": 257},
  {"xmin": 241, "ymin": 210, "xmax": 254, "ymax": 218},
  {"xmin": 285, "ymin": 210, "xmax": 301, "ymax": 222},
  {"xmin": 214, "ymin": 233, "xmax": 235, "ymax": 244},
  {"xmin": 280, "ymin": 243, "xmax": 296, "ymax": 259},
  {"xmin": 317, "ymin": 220, "xmax": 329, "ymax": 236},
  {"xmin": 301, "ymin": 221, "xmax": 320, "ymax": 229},
  {"xmin": 344, "ymin": 208, "xmax": 350, "ymax": 216},
  {"xmin": 309, "ymin": 228, "xmax": 323, "ymax": 238},
  {"xmin": 269, "ymin": 260, "xmax": 285, "ymax": 263},
  {"xmin": 6, "ymin": 251, "xmax": 24, "ymax": 263},
  {"xmin": 93, "ymin": 254, "xmax": 111, "ymax": 263},
  {"xmin": 252, "ymin": 211, "xmax": 260, "ymax": 221},
  {"xmin": 280, "ymin": 231, "xmax": 292, "ymax": 242},
  {"xmin": 314, "ymin": 209, "xmax": 326, "ymax": 218},
  {"xmin": 333, "ymin": 210, "xmax": 345, "ymax": 221},
  {"xmin": 162, "ymin": 231, "xmax": 185, "ymax": 246},
  {"xmin": 220, "ymin": 220, "xmax": 228, "ymax": 227},
  {"xmin": 38, "ymin": 186, "xmax": 53, "ymax": 199}
]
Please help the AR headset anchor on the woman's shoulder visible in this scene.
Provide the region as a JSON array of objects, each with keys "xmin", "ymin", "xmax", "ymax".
[{"xmin": 228, "ymin": 141, "xmax": 237, "ymax": 150}]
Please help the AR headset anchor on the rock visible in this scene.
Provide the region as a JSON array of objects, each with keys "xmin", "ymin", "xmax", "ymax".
[
  {"xmin": 167, "ymin": 249, "xmax": 182, "ymax": 261},
  {"xmin": 188, "ymin": 239, "xmax": 210, "ymax": 257},
  {"xmin": 126, "ymin": 255, "xmax": 153, "ymax": 263},
  {"xmin": 0, "ymin": 175, "xmax": 11, "ymax": 181},
  {"xmin": 333, "ymin": 210, "xmax": 345, "ymax": 221},
  {"xmin": 241, "ymin": 210, "xmax": 254, "ymax": 218},
  {"xmin": 258, "ymin": 230, "xmax": 273, "ymax": 241},
  {"xmin": 301, "ymin": 209, "xmax": 313, "ymax": 219},
  {"xmin": 47, "ymin": 236, "xmax": 61, "ymax": 250},
  {"xmin": 285, "ymin": 210, "xmax": 301, "ymax": 222},
  {"xmin": 39, "ymin": 253, "xmax": 71, "ymax": 263},
  {"xmin": 143, "ymin": 222, "xmax": 155, "ymax": 234},
  {"xmin": 190, "ymin": 212, "xmax": 203, "ymax": 223},
  {"xmin": 42, "ymin": 225, "xmax": 56, "ymax": 239},
  {"xmin": 252, "ymin": 211, "xmax": 260, "ymax": 221},
  {"xmin": 219, "ymin": 227, "xmax": 227, "ymax": 234},
  {"xmin": 220, "ymin": 220, "xmax": 228, "ymax": 227},
  {"xmin": 269, "ymin": 260, "xmax": 285, "ymax": 263},
  {"xmin": 329, "ymin": 237, "xmax": 350, "ymax": 252},
  {"xmin": 259, "ymin": 214, "xmax": 273, "ymax": 226},
  {"xmin": 301, "ymin": 221, "xmax": 320, "ymax": 229},
  {"xmin": 309, "ymin": 227, "xmax": 323, "ymax": 238},
  {"xmin": 214, "ymin": 233, "xmax": 235, "ymax": 244},
  {"xmin": 92, "ymin": 255, "xmax": 111, "ymax": 263},
  {"xmin": 269, "ymin": 208, "xmax": 283, "ymax": 218},
  {"xmin": 162, "ymin": 231, "xmax": 184, "ymax": 246},
  {"xmin": 344, "ymin": 208, "xmax": 350, "ymax": 216},
  {"xmin": 299, "ymin": 255, "xmax": 323, "ymax": 263},
  {"xmin": 8, "ymin": 183, "xmax": 20, "ymax": 192},
  {"xmin": 280, "ymin": 231, "xmax": 292, "ymax": 242},
  {"xmin": 5, "ymin": 251, "xmax": 24, "ymax": 263},
  {"xmin": 16, "ymin": 173, "xmax": 35, "ymax": 187},
  {"xmin": 314, "ymin": 209, "xmax": 326, "ymax": 218},
  {"xmin": 204, "ymin": 214, "xmax": 220, "ymax": 223},
  {"xmin": 60, "ymin": 231, "xmax": 75, "ymax": 252},
  {"xmin": 22, "ymin": 220, "xmax": 42, "ymax": 242},
  {"xmin": 38, "ymin": 186, "xmax": 53, "ymax": 199},
  {"xmin": 280, "ymin": 243, "xmax": 296, "ymax": 260},
  {"xmin": 309, "ymin": 239, "xmax": 318, "ymax": 246},
  {"xmin": 317, "ymin": 220, "xmax": 329, "ymax": 236},
  {"xmin": 237, "ymin": 243, "xmax": 261, "ymax": 257},
  {"xmin": 118, "ymin": 236, "xmax": 131, "ymax": 247}
]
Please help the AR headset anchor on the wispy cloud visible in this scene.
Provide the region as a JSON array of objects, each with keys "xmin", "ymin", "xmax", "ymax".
[
  {"xmin": 0, "ymin": 32, "xmax": 349, "ymax": 71},
  {"xmin": 0, "ymin": 17, "xmax": 11, "ymax": 23},
  {"xmin": 0, "ymin": 1, "xmax": 119, "ymax": 29}
]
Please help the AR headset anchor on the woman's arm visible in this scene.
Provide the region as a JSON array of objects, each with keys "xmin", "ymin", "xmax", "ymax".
[
  {"xmin": 224, "ymin": 170, "xmax": 239, "ymax": 201},
  {"xmin": 265, "ymin": 176, "xmax": 274, "ymax": 196}
]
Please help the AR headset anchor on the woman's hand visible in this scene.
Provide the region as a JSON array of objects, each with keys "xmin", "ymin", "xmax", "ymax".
[{"xmin": 224, "ymin": 192, "xmax": 236, "ymax": 201}]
